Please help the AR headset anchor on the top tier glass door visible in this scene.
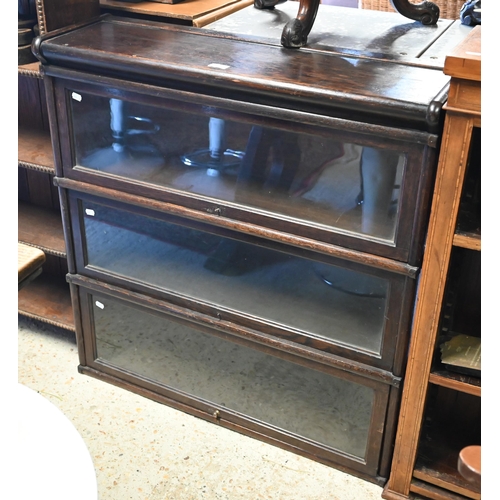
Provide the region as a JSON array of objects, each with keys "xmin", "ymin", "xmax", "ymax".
[{"xmin": 68, "ymin": 89, "xmax": 407, "ymax": 246}]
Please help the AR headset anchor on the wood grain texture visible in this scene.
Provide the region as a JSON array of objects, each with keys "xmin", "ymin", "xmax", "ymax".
[
  {"xmin": 453, "ymin": 232, "xmax": 480, "ymax": 251},
  {"xmin": 18, "ymin": 275, "xmax": 75, "ymax": 331},
  {"xmin": 18, "ymin": 201, "xmax": 66, "ymax": 256},
  {"xmin": 100, "ymin": 0, "xmax": 252, "ymax": 23},
  {"xmin": 444, "ymin": 25, "xmax": 481, "ymax": 81},
  {"xmin": 18, "ymin": 128, "xmax": 54, "ymax": 172},
  {"xmin": 409, "ymin": 479, "xmax": 472, "ymax": 500},
  {"xmin": 428, "ymin": 372, "xmax": 480, "ymax": 397},
  {"xmin": 384, "ymin": 112, "xmax": 477, "ymax": 499}
]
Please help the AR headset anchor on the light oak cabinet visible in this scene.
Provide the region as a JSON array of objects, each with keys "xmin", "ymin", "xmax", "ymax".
[{"xmin": 383, "ymin": 26, "xmax": 481, "ymax": 500}]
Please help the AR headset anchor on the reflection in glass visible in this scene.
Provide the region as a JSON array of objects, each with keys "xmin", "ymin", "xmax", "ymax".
[
  {"xmin": 70, "ymin": 92, "xmax": 405, "ymax": 242},
  {"xmin": 93, "ymin": 294, "xmax": 374, "ymax": 458},
  {"xmin": 181, "ymin": 117, "xmax": 245, "ymax": 176},
  {"xmin": 83, "ymin": 201, "xmax": 389, "ymax": 354}
]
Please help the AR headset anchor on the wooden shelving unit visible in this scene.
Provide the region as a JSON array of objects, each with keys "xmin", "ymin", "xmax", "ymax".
[
  {"xmin": 18, "ymin": 202, "xmax": 66, "ymax": 257},
  {"xmin": 18, "ymin": 61, "xmax": 74, "ymax": 331},
  {"xmin": 18, "ymin": 1, "xmax": 103, "ymax": 331},
  {"xmin": 411, "ymin": 382, "xmax": 480, "ymax": 499},
  {"xmin": 383, "ymin": 26, "xmax": 481, "ymax": 500},
  {"xmin": 18, "ymin": 127, "xmax": 54, "ymax": 172}
]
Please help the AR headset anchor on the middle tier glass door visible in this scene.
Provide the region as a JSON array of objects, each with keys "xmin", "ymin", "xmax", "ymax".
[{"xmin": 76, "ymin": 196, "xmax": 397, "ymax": 358}]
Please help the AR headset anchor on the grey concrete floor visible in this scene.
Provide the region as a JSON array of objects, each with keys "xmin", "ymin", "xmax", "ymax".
[{"xmin": 17, "ymin": 315, "xmax": 384, "ymax": 500}]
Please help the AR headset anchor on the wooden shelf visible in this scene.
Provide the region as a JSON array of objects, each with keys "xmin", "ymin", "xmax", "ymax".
[
  {"xmin": 453, "ymin": 232, "xmax": 480, "ymax": 251},
  {"xmin": 413, "ymin": 415, "xmax": 480, "ymax": 500},
  {"xmin": 413, "ymin": 460, "xmax": 480, "ymax": 500},
  {"xmin": 410, "ymin": 478, "xmax": 473, "ymax": 500},
  {"xmin": 18, "ymin": 273, "xmax": 75, "ymax": 332},
  {"xmin": 18, "ymin": 61, "xmax": 42, "ymax": 78},
  {"xmin": 18, "ymin": 126, "xmax": 55, "ymax": 173},
  {"xmin": 428, "ymin": 371, "xmax": 480, "ymax": 397},
  {"xmin": 18, "ymin": 201, "xmax": 66, "ymax": 258}
]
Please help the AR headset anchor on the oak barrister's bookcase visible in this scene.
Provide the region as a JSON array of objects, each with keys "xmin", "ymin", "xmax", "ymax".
[{"xmin": 33, "ymin": 7, "xmax": 473, "ymax": 484}]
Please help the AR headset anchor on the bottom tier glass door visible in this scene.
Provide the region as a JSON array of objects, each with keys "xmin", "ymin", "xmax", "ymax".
[{"xmin": 78, "ymin": 286, "xmax": 391, "ymax": 476}]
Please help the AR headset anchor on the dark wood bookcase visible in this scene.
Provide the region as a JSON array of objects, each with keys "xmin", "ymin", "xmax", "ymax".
[{"xmin": 28, "ymin": 3, "xmax": 477, "ymax": 489}]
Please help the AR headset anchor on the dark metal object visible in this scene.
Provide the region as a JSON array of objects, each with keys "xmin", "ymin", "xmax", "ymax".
[
  {"xmin": 181, "ymin": 117, "xmax": 244, "ymax": 176},
  {"xmin": 181, "ymin": 149, "xmax": 244, "ymax": 173},
  {"xmin": 460, "ymin": 0, "xmax": 481, "ymax": 26}
]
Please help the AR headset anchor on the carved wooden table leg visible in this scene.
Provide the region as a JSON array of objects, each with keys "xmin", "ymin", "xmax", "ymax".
[
  {"xmin": 281, "ymin": 0, "xmax": 320, "ymax": 48},
  {"xmin": 390, "ymin": 0, "xmax": 440, "ymax": 24},
  {"xmin": 254, "ymin": 0, "xmax": 440, "ymax": 49},
  {"xmin": 254, "ymin": 0, "xmax": 320, "ymax": 48}
]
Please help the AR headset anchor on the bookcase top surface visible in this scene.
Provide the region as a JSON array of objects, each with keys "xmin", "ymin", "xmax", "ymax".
[
  {"xmin": 35, "ymin": 7, "xmax": 473, "ymax": 131},
  {"xmin": 205, "ymin": 3, "xmax": 473, "ymax": 68}
]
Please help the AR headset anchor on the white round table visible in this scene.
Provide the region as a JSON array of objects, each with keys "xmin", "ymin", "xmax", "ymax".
[{"xmin": 17, "ymin": 383, "xmax": 98, "ymax": 499}]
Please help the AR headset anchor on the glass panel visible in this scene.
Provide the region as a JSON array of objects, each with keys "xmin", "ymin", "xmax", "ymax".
[
  {"xmin": 83, "ymin": 200, "xmax": 389, "ymax": 355},
  {"xmin": 92, "ymin": 293, "xmax": 374, "ymax": 458},
  {"xmin": 70, "ymin": 91, "xmax": 405, "ymax": 243}
]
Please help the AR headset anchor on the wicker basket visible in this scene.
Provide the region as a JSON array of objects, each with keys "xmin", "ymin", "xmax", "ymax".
[{"xmin": 360, "ymin": 0, "xmax": 464, "ymax": 19}]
